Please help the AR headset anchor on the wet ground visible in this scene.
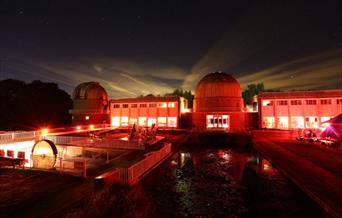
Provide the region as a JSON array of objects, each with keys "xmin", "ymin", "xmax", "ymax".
[{"xmin": 68, "ymin": 144, "xmax": 327, "ymax": 218}]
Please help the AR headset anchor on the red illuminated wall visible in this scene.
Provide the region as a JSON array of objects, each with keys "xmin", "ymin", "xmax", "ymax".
[
  {"xmin": 258, "ymin": 90, "xmax": 342, "ymax": 129},
  {"xmin": 110, "ymin": 96, "xmax": 185, "ymax": 128}
]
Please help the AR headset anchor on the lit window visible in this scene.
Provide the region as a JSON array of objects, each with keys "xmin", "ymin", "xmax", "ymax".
[
  {"xmin": 157, "ymin": 117, "xmax": 167, "ymax": 127},
  {"xmin": 123, "ymin": 104, "xmax": 129, "ymax": 108},
  {"xmin": 85, "ymin": 116, "xmax": 90, "ymax": 120},
  {"xmin": 206, "ymin": 115, "xmax": 213, "ymax": 128},
  {"xmin": 305, "ymin": 116, "xmax": 319, "ymax": 128},
  {"xmin": 111, "ymin": 117, "xmax": 120, "ymax": 127},
  {"xmin": 320, "ymin": 117, "xmax": 331, "ymax": 122},
  {"xmin": 149, "ymin": 103, "xmax": 157, "ymax": 108},
  {"xmin": 168, "ymin": 102, "xmax": 176, "ymax": 108},
  {"xmin": 277, "ymin": 117, "xmax": 288, "ymax": 129},
  {"xmin": 290, "ymin": 100, "xmax": 302, "ymax": 105},
  {"xmin": 262, "ymin": 117, "xmax": 275, "ymax": 128},
  {"xmin": 138, "ymin": 117, "xmax": 147, "ymax": 126},
  {"xmin": 158, "ymin": 102, "xmax": 167, "ymax": 108},
  {"xmin": 167, "ymin": 117, "xmax": 177, "ymax": 127},
  {"xmin": 140, "ymin": 104, "xmax": 147, "ymax": 108},
  {"xmin": 121, "ymin": 116, "xmax": 129, "ymax": 126},
  {"xmin": 306, "ymin": 100, "xmax": 317, "ymax": 105},
  {"xmin": 262, "ymin": 100, "xmax": 273, "ymax": 106},
  {"xmin": 148, "ymin": 117, "xmax": 156, "ymax": 127},
  {"xmin": 131, "ymin": 104, "xmax": 138, "ymax": 108},
  {"xmin": 277, "ymin": 100, "xmax": 288, "ymax": 106},
  {"xmin": 113, "ymin": 104, "xmax": 120, "ymax": 108},
  {"xmin": 320, "ymin": 99, "xmax": 332, "ymax": 105},
  {"xmin": 129, "ymin": 118, "xmax": 137, "ymax": 125},
  {"xmin": 290, "ymin": 116, "xmax": 304, "ymax": 128}
]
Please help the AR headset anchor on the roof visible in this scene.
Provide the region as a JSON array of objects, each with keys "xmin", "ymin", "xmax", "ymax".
[
  {"xmin": 195, "ymin": 72, "xmax": 242, "ymax": 98},
  {"xmin": 110, "ymin": 96, "xmax": 181, "ymax": 103},
  {"xmin": 73, "ymin": 82, "xmax": 108, "ymax": 100},
  {"xmin": 199, "ymin": 72, "xmax": 239, "ymax": 84},
  {"xmin": 258, "ymin": 89, "xmax": 342, "ymax": 99}
]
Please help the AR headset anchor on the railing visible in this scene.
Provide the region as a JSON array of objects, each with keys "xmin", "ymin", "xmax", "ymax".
[
  {"xmin": 42, "ymin": 135, "xmax": 145, "ymax": 150},
  {"xmin": 121, "ymin": 142, "xmax": 172, "ymax": 184},
  {"xmin": 0, "ymin": 131, "xmax": 38, "ymax": 144},
  {"xmin": 41, "ymin": 135, "xmax": 86, "ymax": 144}
]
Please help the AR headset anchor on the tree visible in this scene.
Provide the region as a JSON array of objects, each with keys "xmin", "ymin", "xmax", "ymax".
[
  {"xmin": 242, "ymin": 83, "xmax": 265, "ymax": 105},
  {"xmin": 0, "ymin": 79, "xmax": 72, "ymax": 130},
  {"xmin": 164, "ymin": 89, "xmax": 194, "ymax": 108}
]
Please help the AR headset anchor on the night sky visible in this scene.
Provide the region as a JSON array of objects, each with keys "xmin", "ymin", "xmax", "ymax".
[{"xmin": 0, "ymin": 0, "xmax": 341, "ymax": 98}]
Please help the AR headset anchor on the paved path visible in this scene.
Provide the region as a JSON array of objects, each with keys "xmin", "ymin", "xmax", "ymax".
[{"xmin": 253, "ymin": 133, "xmax": 342, "ymax": 218}]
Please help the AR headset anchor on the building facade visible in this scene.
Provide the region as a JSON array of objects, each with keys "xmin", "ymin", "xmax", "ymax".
[
  {"xmin": 192, "ymin": 72, "xmax": 246, "ymax": 132},
  {"xmin": 110, "ymin": 96, "xmax": 187, "ymax": 128},
  {"xmin": 258, "ymin": 90, "xmax": 342, "ymax": 129}
]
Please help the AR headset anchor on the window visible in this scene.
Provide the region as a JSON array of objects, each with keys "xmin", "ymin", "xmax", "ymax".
[
  {"xmin": 167, "ymin": 117, "xmax": 177, "ymax": 127},
  {"xmin": 138, "ymin": 117, "xmax": 147, "ymax": 126},
  {"xmin": 149, "ymin": 103, "xmax": 157, "ymax": 108},
  {"xmin": 277, "ymin": 100, "xmax": 288, "ymax": 106},
  {"xmin": 140, "ymin": 104, "xmax": 147, "ymax": 108},
  {"xmin": 277, "ymin": 116, "xmax": 289, "ymax": 129},
  {"xmin": 121, "ymin": 116, "xmax": 128, "ymax": 126},
  {"xmin": 320, "ymin": 99, "xmax": 332, "ymax": 105},
  {"xmin": 320, "ymin": 117, "xmax": 331, "ymax": 122},
  {"xmin": 306, "ymin": 100, "xmax": 316, "ymax": 105},
  {"xmin": 262, "ymin": 100, "xmax": 273, "ymax": 106},
  {"xmin": 262, "ymin": 117, "xmax": 275, "ymax": 128},
  {"xmin": 157, "ymin": 117, "xmax": 167, "ymax": 127},
  {"xmin": 113, "ymin": 104, "xmax": 120, "ymax": 108},
  {"xmin": 305, "ymin": 116, "xmax": 319, "ymax": 128},
  {"xmin": 291, "ymin": 100, "xmax": 302, "ymax": 105},
  {"xmin": 147, "ymin": 117, "xmax": 156, "ymax": 127},
  {"xmin": 131, "ymin": 104, "xmax": 138, "ymax": 108},
  {"xmin": 290, "ymin": 117, "xmax": 304, "ymax": 128},
  {"xmin": 337, "ymin": 99, "xmax": 342, "ymax": 104},
  {"xmin": 158, "ymin": 102, "xmax": 167, "ymax": 108},
  {"xmin": 85, "ymin": 116, "xmax": 90, "ymax": 120},
  {"xmin": 168, "ymin": 102, "xmax": 176, "ymax": 108},
  {"xmin": 111, "ymin": 117, "xmax": 120, "ymax": 127},
  {"xmin": 129, "ymin": 118, "xmax": 138, "ymax": 125},
  {"xmin": 123, "ymin": 104, "xmax": 129, "ymax": 108}
]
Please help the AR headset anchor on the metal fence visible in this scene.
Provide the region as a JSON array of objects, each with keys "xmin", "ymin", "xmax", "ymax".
[
  {"xmin": 42, "ymin": 135, "xmax": 145, "ymax": 150},
  {"xmin": 0, "ymin": 131, "xmax": 38, "ymax": 144}
]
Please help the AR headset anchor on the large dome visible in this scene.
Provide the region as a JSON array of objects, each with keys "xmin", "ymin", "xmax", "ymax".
[
  {"xmin": 72, "ymin": 82, "xmax": 108, "ymax": 100},
  {"xmin": 195, "ymin": 72, "xmax": 241, "ymax": 98},
  {"xmin": 194, "ymin": 72, "xmax": 243, "ymax": 112}
]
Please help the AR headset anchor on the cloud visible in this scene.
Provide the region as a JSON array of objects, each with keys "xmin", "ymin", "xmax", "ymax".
[{"xmin": 237, "ymin": 49, "xmax": 342, "ymax": 90}]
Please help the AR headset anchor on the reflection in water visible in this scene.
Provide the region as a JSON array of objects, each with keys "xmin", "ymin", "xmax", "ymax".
[{"xmin": 87, "ymin": 146, "xmax": 325, "ymax": 218}]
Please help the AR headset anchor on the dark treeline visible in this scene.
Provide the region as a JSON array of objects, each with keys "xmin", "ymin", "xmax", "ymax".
[
  {"xmin": 164, "ymin": 89, "xmax": 194, "ymax": 108},
  {"xmin": 0, "ymin": 79, "xmax": 72, "ymax": 130}
]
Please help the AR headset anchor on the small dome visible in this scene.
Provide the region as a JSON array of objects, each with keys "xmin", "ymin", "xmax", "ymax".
[
  {"xmin": 72, "ymin": 82, "xmax": 108, "ymax": 100},
  {"xmin": 194, "ymin": 72, "xmax": 243, "ymax": 112},
  {"xmin": 195, "ymin": 72, "xmax": 241, "ymax": 98}
]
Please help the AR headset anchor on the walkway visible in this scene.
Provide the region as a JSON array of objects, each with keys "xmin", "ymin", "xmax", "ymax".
[{"xmin": 252, "ymin": 131, "xmax": 342, "ymax": 218}]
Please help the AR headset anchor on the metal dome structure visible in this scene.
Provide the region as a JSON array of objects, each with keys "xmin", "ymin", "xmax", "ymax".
[
  {"xmin": 192, "ymin": 72, "xmax": 246, "ymax": 131},
  {"xmin": 194, "ymin": 72, "xmax": 243, "ymax": 112},
  {"xmin": 73, "ymin": 82, "xmax": 108, "ymax": 101},
  {"xmin": 70, "ymin": 82, "xmax": 110, "ymax": 125}
]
